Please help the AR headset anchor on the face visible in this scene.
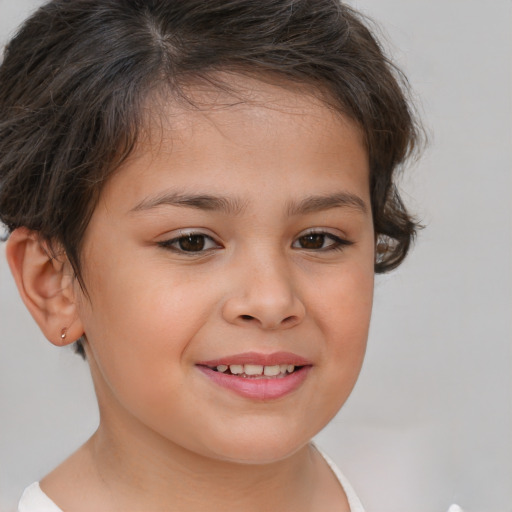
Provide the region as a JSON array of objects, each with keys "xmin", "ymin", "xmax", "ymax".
[{"xmin": 75, "ymin": 77, "xmax": 375, "ymax": 464}]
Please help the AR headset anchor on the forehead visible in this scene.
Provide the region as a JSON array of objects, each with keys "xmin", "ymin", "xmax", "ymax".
[
  {"xmin": 141, "ymin": 73, "xmax": 365, "ymax": 151},
  {"xmin": 99, "ymin": 74, "xmax": 370, "ymax": 213}
]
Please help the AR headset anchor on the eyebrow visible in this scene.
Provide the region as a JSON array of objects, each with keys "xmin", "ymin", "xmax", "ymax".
[
  {"xmin": 130, "ymin": 190, "xmax": 367, "ymax": 216},
  {"xmin": 130, "ymin": 192, "xmax": 247, "ymax": 215},
  {"xmin": 286, "ymin": 192, "xmax": 368, "ymax": 216}
]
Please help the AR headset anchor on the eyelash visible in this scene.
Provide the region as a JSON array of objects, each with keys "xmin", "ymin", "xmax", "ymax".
[
  {"xmin": 292, "ymin": 230, "xmax": 353, "ymax": 252},
  {"xmin": 157, "ymin": 230, "xmax": 353, "ymax": 255},
  {"xmin": 157, "ymin": 232, "xmax": 221, "ymax": 254}
]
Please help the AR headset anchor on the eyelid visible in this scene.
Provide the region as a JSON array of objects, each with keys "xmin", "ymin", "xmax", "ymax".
[
  {"xmin": 297, "ymin": 227, "xmax": 347, "ymax": 237},
  {"xmin": 292, "ymin": 228, "xmax": 353, "ymax": 251},
  {"xmin": 157, "ymin": 229, "xmax": 222, "ymax": 253}
]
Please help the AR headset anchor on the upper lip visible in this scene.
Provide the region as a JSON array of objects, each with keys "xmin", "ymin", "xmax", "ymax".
[{"xmin": 197, "ymin": 351, "xmax": 312, "ymax": 367}]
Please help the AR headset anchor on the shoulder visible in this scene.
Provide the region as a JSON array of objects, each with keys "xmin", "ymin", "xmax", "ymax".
[{"xmin": 18, "ymin": 482, "xmax": 63, "ymax": 512}]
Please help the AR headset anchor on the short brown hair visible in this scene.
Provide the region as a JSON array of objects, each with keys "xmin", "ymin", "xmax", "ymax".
[{"xmin": 0, "ymin": 0, "xmax": 422, "ymax": 356}]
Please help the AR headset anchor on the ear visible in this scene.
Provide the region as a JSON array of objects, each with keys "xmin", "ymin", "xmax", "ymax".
[{"xmin": 6, "ymin": 227, "xmax": 84, "ymax": 346}]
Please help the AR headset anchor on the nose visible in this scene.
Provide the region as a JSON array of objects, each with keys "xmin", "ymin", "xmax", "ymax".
[{"xmin": 221, "ymin": 254, "xmax": 306, "ymax": 330}]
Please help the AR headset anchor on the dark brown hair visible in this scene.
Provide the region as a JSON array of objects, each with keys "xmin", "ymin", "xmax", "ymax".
[{"xmin": 0, "ymin": 0, "xmax": 422, "ymax": 357}]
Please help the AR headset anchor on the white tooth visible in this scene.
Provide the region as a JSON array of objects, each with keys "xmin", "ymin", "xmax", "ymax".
[
  {"xmin": 244, "ymin": 364, "xmax": 264, "ymax": 376},
  {"xmin": 216, "ymin": 365, "xmax": 228, "ymax": 373},
  {"xmin": 264, "ymin": 365, "xmax": 281, "ymax": 376},
  {"xmin": 230, "ymin": 364, "xmax": 244, "ymax": 375},
  {"xmin": 287, "ymin": 365, "xmax": 295, "ymax": 373},
  {"xmin": 280, "ymin": 364, "xmax": 288, "ymax": 373}
]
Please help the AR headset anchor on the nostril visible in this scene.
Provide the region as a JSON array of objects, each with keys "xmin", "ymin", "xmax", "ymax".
[{"xmin": 240, "ymin": 315, "xmax": 254, "ymax": 321}]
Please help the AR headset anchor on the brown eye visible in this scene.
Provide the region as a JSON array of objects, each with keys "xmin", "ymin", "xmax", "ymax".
[
  {"xmin": 298, "ymin": 233, "xmax": 326, "ymax": 249},
  {"xmin": 292, "ymin": 231, "xmax": 353, "ymax": 252},
  {"xmin": 178, "ymin": 234, "xmax": 206, "ymax": 252},
  {"xmin": 158, "ymin": 233, "xmax": 220, "ymax": 253}
]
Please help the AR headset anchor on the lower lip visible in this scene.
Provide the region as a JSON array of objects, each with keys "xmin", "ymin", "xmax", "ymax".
[{"xmin": 197, "ymin": 366, "xmax": 311, "ymax": 400}]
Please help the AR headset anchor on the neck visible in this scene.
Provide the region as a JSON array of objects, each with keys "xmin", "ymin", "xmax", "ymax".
[
  {"xmin": 41, "ymin": 412, "xmax": 349, "ymax": 512},
  {"xmin": 86, "ymin": 419, "xmax": 319, "ymax": 512}
]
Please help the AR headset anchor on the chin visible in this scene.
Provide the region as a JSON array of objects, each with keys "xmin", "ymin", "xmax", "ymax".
[
  {"xmin": 198, "ymin": 422, "xmax": 315, "ymax": 465},
  {"xmin": 216, "ymin": 443, "xmax": 307, "ymax": 465}
]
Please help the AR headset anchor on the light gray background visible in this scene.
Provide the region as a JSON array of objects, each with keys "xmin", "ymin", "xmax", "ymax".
[{"xmin": 1, "ymin": 1, "xmax": 511, "ymax": 511}]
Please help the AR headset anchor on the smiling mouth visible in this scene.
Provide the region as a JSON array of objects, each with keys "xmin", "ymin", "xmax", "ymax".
[
  {"xmin": 196, "ymin": 354, "xmax": 312, "ymax": 399},
  {"xmin": 203, "ymin": 364, "xmax": 305, "ymax": 378}
]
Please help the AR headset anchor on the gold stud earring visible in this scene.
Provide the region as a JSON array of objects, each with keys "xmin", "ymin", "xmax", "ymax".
[{"xmin": 60, "ymin": 328, "xmax": 68, "ymax": 341}]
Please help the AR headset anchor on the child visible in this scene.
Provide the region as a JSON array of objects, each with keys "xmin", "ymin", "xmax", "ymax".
[{"xmin": 0, "ymin": 1, "xmax": 420, "ymax": 510}]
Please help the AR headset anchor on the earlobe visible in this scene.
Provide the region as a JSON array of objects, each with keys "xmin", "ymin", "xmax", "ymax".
[{"xmin": 6, "ymin": 227, "xmax": 84, "ymax": 346}]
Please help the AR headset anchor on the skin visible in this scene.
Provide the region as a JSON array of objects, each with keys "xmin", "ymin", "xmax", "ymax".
[{"xmin": 8, "ymin": 77, "xmax": 375, "ymax": 511}]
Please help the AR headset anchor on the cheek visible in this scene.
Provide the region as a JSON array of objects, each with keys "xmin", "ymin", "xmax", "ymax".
[
  {"xmin": 310, "ymin": 259, "xmax": 374, "ymax": 393},
  {"xmin": 76, "ymin": 262, "xmax": 213, "ymax": 400},
  {"xmin": 312, "ymin": 250, "xmax": 374, "ymax": 333}
]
